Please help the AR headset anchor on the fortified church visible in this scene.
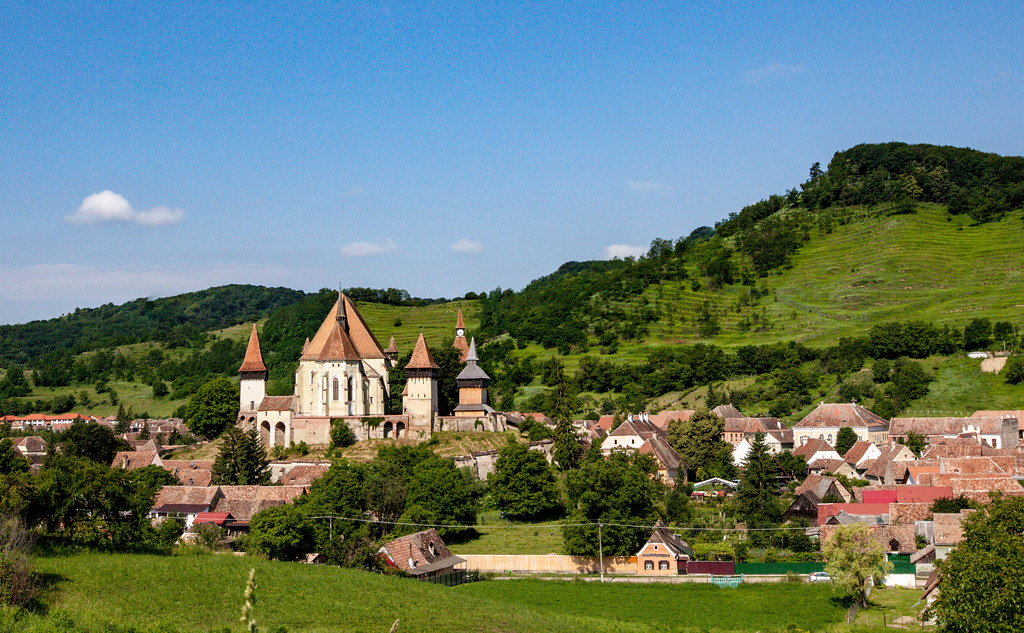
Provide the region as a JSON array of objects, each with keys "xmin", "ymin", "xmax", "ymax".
[{"xmin": 237, "ymin": 292, "xmax": 506, "ymax": 447}]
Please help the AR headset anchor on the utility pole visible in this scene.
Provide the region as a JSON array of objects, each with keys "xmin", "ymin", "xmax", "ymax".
[{"xmin": 598, "ymin": 522, "xmax": 604, "ymax": 583}]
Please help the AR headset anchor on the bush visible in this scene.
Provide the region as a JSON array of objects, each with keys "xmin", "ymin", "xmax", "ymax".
[
  {"xmin": 1004, "ymin": 357, "xmax": 1024, "ymax": 385},
  {"xmin": 330, "ymin": 419, "xmax": 356, "ymax": 448},
  {"xmin": 0, "ymin": 514, "xmax": 36, "ymax": 609}
]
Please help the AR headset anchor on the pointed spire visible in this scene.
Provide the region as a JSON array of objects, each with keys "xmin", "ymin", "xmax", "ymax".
[
  {"xmin": 385, "ymin": 336, "xmax": 398, "ymax": 354},
  {"xmin": 406, "ymin": 332, "xmax": 440, "ymax": 370},
  {"xmin": 238, "ymin": 324, "xmax": 267, "ymax": 373},
  {"xmin": 456, "ymin": 337, "xmax": 489, "ymax": 381},
  {"xmin": 456, "ymin": 309, "xmax": 465, "ymax": 330}
]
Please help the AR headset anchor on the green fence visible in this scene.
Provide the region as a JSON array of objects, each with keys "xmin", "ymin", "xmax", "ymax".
[
  {"xmin": 734, "ymin": 560, "xmax": 916, "ymax": 576},
  {"xmin": 734, "ymin": 562, "xmax": 824, "ymax": 575}
]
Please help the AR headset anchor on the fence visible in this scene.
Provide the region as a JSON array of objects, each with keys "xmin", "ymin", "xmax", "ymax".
[
  {"xmin": 459, "ymin": 554, "xmax": 636, "ymax": 574},
  {"xmin": 684, "ymin": 561, "xmax": 736, "ymax": 575},
  {"xmin": 421, "ymin": 570, "xmax": 471, "ymax": 587},
  {"xmin": 734, "ymin": 562, "xmax": 824, "ymax": 575}
]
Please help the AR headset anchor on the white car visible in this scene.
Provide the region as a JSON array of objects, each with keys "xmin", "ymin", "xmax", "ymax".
[{"xmin": 808, "ymin": 571, "xmax": 831, "ymax": 583}]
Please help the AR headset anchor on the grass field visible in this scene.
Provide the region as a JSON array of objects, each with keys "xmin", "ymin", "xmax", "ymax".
[
  {"xmin": 4, "ymin": 552, "xmax": 884, "ymax": 633},
  {"xmin": 447, "ymin": 511, "xmax": 566, "ymax": 555}
]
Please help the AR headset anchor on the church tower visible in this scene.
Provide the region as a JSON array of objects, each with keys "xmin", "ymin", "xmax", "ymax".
[
  {"xmin": 454, "ymin": 338, "xmax": 493, "ymax": 416},
  {"xmin": 384, "ymin": 336, "xmax": 399, "ymax": 368},
  {"xmin": 403, "ymin": 332, "xmax": 439, "ymax": 431},
  {"xmin": 453, "ymin": 309, "xmax": 469, "ymax": 362},
  {"xmin": 238, "ymin": 324, "xmax": 268, "ymax": 413}
]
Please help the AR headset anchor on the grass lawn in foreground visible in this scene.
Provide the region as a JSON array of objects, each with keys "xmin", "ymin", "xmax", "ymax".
[{"xmin": 17, "ymin": 552, "xmax": 856, "ymax": 633}]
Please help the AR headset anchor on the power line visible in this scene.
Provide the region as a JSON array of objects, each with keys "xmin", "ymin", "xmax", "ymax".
[{"xmin": 304, "ymin": 514, "xmax": 808, "ymax": 532}]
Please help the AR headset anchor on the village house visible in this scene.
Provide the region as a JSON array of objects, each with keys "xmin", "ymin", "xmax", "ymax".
[
  {"xmin": 793, "ymin": 402, "xmax": 889, "ymax": 446},
  {"xmin": 636, "ymin": 520, "xmax": 695, "ymax": 575},
  {"xmin": 889, "ymin": 416, "xmax": 1018, "ymax": 450},
  {"xmin": 971, "ymin": 409, "xmax": 1024, "ymax": 442},
  {"xmin": 782, "ymin": 475, "xmax": 853, "ymax": 522},
  {"xmin": 378, "ymin": 529, "xmax": 465, "ymax": 581}
]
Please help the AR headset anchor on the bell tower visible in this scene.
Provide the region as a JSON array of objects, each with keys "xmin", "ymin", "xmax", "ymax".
[{"xmin": 453, "ymin": 309, "xmax": 469, "ymax": 362}]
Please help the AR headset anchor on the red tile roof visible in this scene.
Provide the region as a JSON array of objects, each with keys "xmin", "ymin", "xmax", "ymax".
[
  {"xmin": 406, "ymin": 332, "xmax": 440, "ymax": 370},
  {"xmin": 817, "ymin": 502, "xmax": 892, "ymax": 526},
  {"xmin": 238, "ymin": 323, "xmax": 267, "ymax": 373},
  {"xmin": 795, "ymin": 403, "xmax": 888, "ymax": 429}
]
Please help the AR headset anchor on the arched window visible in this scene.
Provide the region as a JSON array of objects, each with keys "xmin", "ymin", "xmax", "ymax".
[
  {"xmin": 332, "ymin": 378, "xmax": 339, "ymax": 401},
  {"xmin": 644, "ymin": 560, "xmax": 654, "ymax": 570},
  {"xmin": 827, "ymin": 434, "xmax": 833, "ymax": 443}
]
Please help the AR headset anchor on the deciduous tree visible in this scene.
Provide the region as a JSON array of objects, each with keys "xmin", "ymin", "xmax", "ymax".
[
  {"xmin": 823, "ymin": 523, "xmax": 892, "ymax": 607},
  {"xmin": 835, "ymin": 427, "xmax": 858, "ymax": 456},
  {"xmin": 488, "ymin": 440, "xmax": 560, "ymax": 520},
  {"xmin": 184, "ymin": 377, "xmax": 238, "ymax": 439},
  {"xmin": 931, "ymin": 495, "xmax": 1024, "ymax": 632}
]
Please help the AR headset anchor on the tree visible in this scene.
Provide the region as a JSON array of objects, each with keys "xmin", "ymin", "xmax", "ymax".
[
  {"xmin": 899, "ymin": 431, "xmax": 927, "ymax": 458},
  {"xmin": 184, "ymin": 377, "xmax": 238, "ymax": 439},
  {"xmin": 402, "ymin": 455, "xmax": 479, "ymax": 535},
  {"xmin": 1004, "ymin": 356, "xmax": 1024, "ymax": 385},
  {"xmin": 736, "ymin": 434, "xmax": 782, "ymax": 525},
  {"xmin": 667, "ymin": 408, "xmax": 734, "ymax": 479},
  {"xmin": 0, "ymin": 439, "xmax": 28, "ymax": 475},
  {"xmin": 931, "ymin": 495, "xmax": 1024, "ymax": 632},
  {"xmin": 562, "ymin": 450, "xmax": 661, "ymax": 556},
  {"xmin": 246, "ymin": 504, "xmax": 313, "ymax": 561},
  {"xmin": 930, "ymin": 495, "xmax": 973, "ymax": 514},
  {"xmin": 664, "ymin": 484, "xmax": 692, "ymax": 525},
  {"xmin": 29, "ymin": 456, "xmax": 155, "ymax": 549},
  {"xmin": 59, "ymin": 420, "xmax": 125, "ymax": 464},
  {"xmin": 822, "ymin": 523, "xmax": 892, "ymax": 607},
  {"xmin": 834, "ymin": 427, "xmax": 858, "ymax": 456},
  {"xmin": 552, "ymin": 418, "xmax": 581, "ymax": 471},
  {"xmin": 488, "ymin": 440, "xmax": 560, "ymax": 520},
  {"xmin": 963, "ymin": 317, "xmax": 993, "ymax": 351},
  {"xmin": 329, "ymin": 419, "xmax": 356, "ymax": 448},
  {"xmin": 211, "ymin": 425, "xmax": 270, "ymax": 486}
]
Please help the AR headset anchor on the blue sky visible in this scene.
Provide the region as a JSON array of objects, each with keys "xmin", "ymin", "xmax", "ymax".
[{"xmin": 2, "ymin": 1, "xmax": 1022, "ymax": 324}]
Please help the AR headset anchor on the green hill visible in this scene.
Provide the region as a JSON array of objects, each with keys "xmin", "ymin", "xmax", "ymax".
[{"xmin": 2, "ymin": 142, "xmax": 1022, "ymax": 421}]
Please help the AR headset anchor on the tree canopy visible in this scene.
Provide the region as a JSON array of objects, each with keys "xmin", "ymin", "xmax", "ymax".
[
  {"xmin": 667, "ymin": 409, "xmax": 735, "ymax": 480},
  {"xmin": 736, "ymin": 433, "xmax": 782, "ymax": 526},
  {"xmin": 931, "ymin": 495, "xmax": 1024, "ymax": 632},
  {"xmin": 488, "ymin": 440, "xmax": 560, "ymax": 520},
  {"xmin": 184, "ymin": 378, "xmax": 239, "ymax": 439},
  {"xmin": 823, "ymin": 523, "xmax": 893, "ymax": 607},
  {"xmin": 211, "ymin": 425, "xmax": 270, "ymax": 486}
]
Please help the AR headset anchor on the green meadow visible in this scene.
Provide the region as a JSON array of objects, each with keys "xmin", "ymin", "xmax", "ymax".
[{"xmin": 1, "ymin": 552, "xmax": 870, "ymax": 633}]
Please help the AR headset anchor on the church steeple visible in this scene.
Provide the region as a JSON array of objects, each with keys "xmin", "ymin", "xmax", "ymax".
[{"xmin": 453, "ymin": 309, "xmax": 469, "ymax": 362}]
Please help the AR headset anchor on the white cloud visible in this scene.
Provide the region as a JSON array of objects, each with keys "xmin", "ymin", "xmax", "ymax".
[
  {"xmin": 135, "ymin": 206, "xmax": 186, "ymax": 227},
  {"xmin": 743, "ymin": 63, "xmax": 805, "ymax": 85},
  {"xmin": 603, "ymin": 244, "xmax": 647, "ymax": 259},
  {"xmin": 450, "ymin": 239, "xmax": 483, "ymax": 254},
  {"xmin": 628, "ymin": 179, "xmax": 674, "ymax": 196},
  {"xmin": 65, "ymin": 190, "xmax": 185, "ymax": 226},
  {"xmin": 340, "ymin": 239, "xmax": 398, "ymax": 257}
]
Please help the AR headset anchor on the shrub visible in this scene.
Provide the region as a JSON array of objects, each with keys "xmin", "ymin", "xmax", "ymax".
[
  {"xmin": 0, "ymin": 514, "xmax": 36, "ymax": 609},
  {"xmin": 1004, "ymin": 357, "xmax": 1024, "ymax": 385}
]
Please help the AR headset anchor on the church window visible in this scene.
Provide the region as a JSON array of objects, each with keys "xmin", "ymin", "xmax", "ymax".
[{"xmin": 332, "ymin": 378, "xmax": 339, "ymax": 401}]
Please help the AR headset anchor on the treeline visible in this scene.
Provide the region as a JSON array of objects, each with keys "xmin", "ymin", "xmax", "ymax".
[
  {"xmin": 0, "ymin": 285, "xmax": 306, "ymax": 364},
  {"xmin": 480, "ymin": 316, "xmax": 1020, "ymax": 420},
  {"xmin": 476, "ymin": 227, "xmax": 713, "ymax": 352}
]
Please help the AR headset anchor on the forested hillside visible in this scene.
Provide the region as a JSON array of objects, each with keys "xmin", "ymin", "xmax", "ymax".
[{"xmin": 2, "ymin": 142, "xmax": 1022, "ymax": 422}]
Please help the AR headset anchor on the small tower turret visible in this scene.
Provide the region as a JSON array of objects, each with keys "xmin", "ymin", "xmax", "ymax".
[
  {"xmin": 403, "ymin": 332, "xmax": 439, "ymax": 431},
  {"xmin": 238, "ymin": 323, "xmax": 268, "ymax": 412}
]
